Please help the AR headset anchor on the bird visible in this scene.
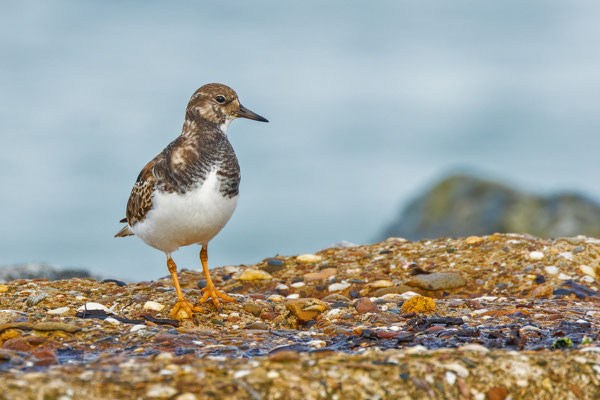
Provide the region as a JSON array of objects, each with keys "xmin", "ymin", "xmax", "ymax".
[{"xmin": 115, "ymin": 83, "xmax": 268, "ymax": 320}]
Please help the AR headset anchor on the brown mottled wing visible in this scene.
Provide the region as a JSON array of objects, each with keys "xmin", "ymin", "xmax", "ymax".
[{"xmin": 125, "ymin": 156, "xmax": 162, "ymax": 226}]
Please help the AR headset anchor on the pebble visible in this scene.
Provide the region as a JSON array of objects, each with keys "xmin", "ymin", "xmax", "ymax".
[
  {"xmin": 286, "ymin": 298, "xmax": 327, "ymax": 321},
  {"xmin": 458, "ymin": 343, "xmax": 490, "ymax": 353},
  {"xmin": 104, "ymin": 317, "xmax": 121, "ymax": 325},
  {"xmin": 579, "ymin": 265, "xmax": 596, "ymax": 278},
  {"xmin": 355, "ymin": 297, "xmax": 379, "ymax": 314},
  {"xmin": 26, "ymin": 293, "xmax": 48, "ymax": 307},
  {"xmin": 47, "ymin": 306, "xmax": 70, "ymax": 315},
  {"xmin": 290, "ymin": 282, "xmax": 305, "ymax": 288},
  {"xmin": 267, "ymin": 295, "xmax": 285, "ymax": 302},
  {"xmin": 573, "ymin": 246, "xmax": 586, "ymax": 254},
  {"xmin": 296, "ymin": 254, "xmax": 322, "ymax": 263},
  {"xmin": 529, "ymin": 251, "xmax": 544, "ymax": 260},
  {"xmin": 445, "ymin": 371, "xmax": 457, "ymax": 385},
  {"xmin": 406, "ymin": 273, "xmax": 467, "ymax": 291},
  {"xmin": 544, "ymin": 266, "xmax": 559, "ymax": 275},
  {"xmin": 246, "ymin": 322, "xmax": 268, "ymax": 330},
  {"xmin": 144, "ymin": 301, "xmax": 165, "ymax": 312},
  {"xmin": 175, "ymin": 393, "xmax": 197, "ymax": 400},
  {"xmin": 146, "ymin": 385, "xmax": 177, "ymax": 399},
  {"xmin": 0, "ymin": 285, "xmax": 8, "ymax": 293},
  {"xmin": 465, "ymin": 236, "xmax": 484, "ymax": 244},
  {"xmin": 130, "ymin": 324, "xmax": 147, "ymax": 332},
  {"xmin": 197, "ymin": 280, "xmax": 207, "ymax": 289},
  {"xmin": 559, "ymin": 252, "xmax": 574, "ymax": 261},
  {"xmin": 239, "ymin": 269, "xmax": 273, "ymax": 281},
  {"xmin": 305, "ymin": 268, "xmax": 337, "ymax": 281},
  {"xmin": 286, "ymin": 294, "xmax": 300, "ymax": 299},
  {"xmin": 369, "ymin": 280, "xmax": 394, "ymax": 289},
  {"xmin": 243, "ymin": 303, "xmax": 263, "ymax": 316},
  {"xmin": 267, "ymin": 258, "xmax": 284, "ymax": 266},
  {"xmin": 308, "ymin": 340, "xmax": 326, "ymax": 348},
  {"xmin": 328, "ymin": 282, "xmax": 351, "ymax": 292},
  {"xmin": 400, "ymin": 295, "xmax": 436, "ymax": 314}
]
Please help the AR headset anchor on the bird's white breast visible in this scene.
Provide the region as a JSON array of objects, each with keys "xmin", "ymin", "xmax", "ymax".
[{"xmin": 131, "ymin": 169, "xmax": 238, "ymax": 253}]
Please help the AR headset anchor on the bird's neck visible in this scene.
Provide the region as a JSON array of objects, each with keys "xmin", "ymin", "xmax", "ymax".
[{"xmin": 181, "ymin": 114, "xmax": 228, "ymax": 138}]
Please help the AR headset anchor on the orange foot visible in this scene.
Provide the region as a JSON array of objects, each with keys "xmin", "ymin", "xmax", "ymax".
[
  {"xmin": 198, "ymin": 285, "xmax": 236, "ymax": 311},
  {"xmin": 170, "ymin": 299, "xmax": 203, "ymax": 320}
]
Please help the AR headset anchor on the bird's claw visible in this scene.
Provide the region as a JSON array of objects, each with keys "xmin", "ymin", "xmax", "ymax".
[
  {"xmin": 170, "ymin": 299, "xmax": 203, "ymax": 320},
  {"xmin": 198, "ymin": 286, "xmax": 236, "ymax": 311}
]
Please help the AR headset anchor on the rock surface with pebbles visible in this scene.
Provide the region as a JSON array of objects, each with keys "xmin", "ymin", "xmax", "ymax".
[{"xmin": 2, "ymin": 234, "xmax": 600, "ymax": 399}]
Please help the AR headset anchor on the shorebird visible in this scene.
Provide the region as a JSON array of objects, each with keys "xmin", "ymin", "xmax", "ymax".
[{"xmin": 115, "ymin": 83, "xmax": 268, "ymax": 320}]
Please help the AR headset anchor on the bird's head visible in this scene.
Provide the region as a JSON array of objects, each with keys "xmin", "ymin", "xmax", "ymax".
[{"xmin": 186, "ymin": 83, "xmax": 268, "ymax": 132}]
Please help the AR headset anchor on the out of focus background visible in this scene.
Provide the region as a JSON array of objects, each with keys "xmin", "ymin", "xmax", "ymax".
[{"xmin": 1, "ymin": 1, "xmax": 599, "ymax": 281}]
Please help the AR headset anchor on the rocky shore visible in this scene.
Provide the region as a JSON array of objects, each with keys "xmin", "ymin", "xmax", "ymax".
[{"xmin": 2, "ymin": 234, "xmax": 600, "ymax": 399}]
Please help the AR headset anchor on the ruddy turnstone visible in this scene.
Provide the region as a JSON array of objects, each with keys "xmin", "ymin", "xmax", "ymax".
[{"xmin": 115, "ymin": 83, "xmax": 268, "ymax": 320}]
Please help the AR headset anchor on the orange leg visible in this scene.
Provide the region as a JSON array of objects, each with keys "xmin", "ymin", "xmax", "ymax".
[
  {"xmin": 197, "ymin": 245, "xmax": 235, "ymax": 311},
  {"xmin": 167, "ymin": 255, "xmax": 203, "ymax": 320}
]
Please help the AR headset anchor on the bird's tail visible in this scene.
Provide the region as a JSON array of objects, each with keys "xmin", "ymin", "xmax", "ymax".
[{"xmin": 114, "ymin": 225, "xmax": 134, "ymax": 238}]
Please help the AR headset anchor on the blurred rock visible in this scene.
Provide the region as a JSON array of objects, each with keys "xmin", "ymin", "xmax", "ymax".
[
  {"xmin": 380, "ymin": 174, "xmax": 600, "ymax": 240},
  {"xmin": 0, "ymin": 263, "xmax": 93, "ymax": 283}
]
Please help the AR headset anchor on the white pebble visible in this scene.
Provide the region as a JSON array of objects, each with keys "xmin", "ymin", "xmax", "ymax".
[
  {"xmin": 328, "ymin": 282, "xmax": 351, "ymax": 292},
  {"xmin": 529, "ymin": 251, "xmax": 544, "ymax": 260},
  {"xmin": 580, "ymin": 265, "xmax": 596, "ymax": 278},
  {"xmin": 130, "ymin": 324, "xmax": 146, "ymax": 332},
  {"xmin": 104, "ymin": 317, "xmax": 121, "ymax": 325},
  {"xmin": 398, "ymin": 291, "xmax": 419, "ymax": 300},
  {"xmin": 143, "ymin": 301, "xmax": 165, "ymax": 312},
  {"xmin": 47, "ymin": 306, "xmax": 70, "ymax": 315},
  {"xmin": 291, "ymin": 282, "xmax": 305, "ymax": 288},
  {"xmin": 77, "ymin": 302, "xmax": 110, "ymax": 313},
  {"xmin": 266, "ymin": 370, "xmax": 280, "ymax": 379},
  {"xmin": 297, "ymin": 254, "xmax": 322, "ymax": 263},
  {"xmin": 308, "ymin": 340, "xmax": 326, "ymax": 348},
  {"xmin": 558, "ymin": 273, "xmax": 573, "ymax": 280},
  {"xmin": 286, "ymin": 294, "xmax": 300, "ymax": 299},
  {"xmin": 445, "ymin": 371, "xmax": 457, "ymax": 385},
  {"xmin": 559, "ymin": 252, "xmax": 574, "ymax": 261},
  {"xmin": 233, "ymin": 370, "xmax": 251, "ymax": 379},
  {"xmin": 275, "ymin": 284, "xmax": 289, "ymax": 291},
  {"xmin": 544, "ymin": 266, "xmax": 559, "ymax": 275},
  {"xmin": 146, "ymin": 385, "xmax": 177, "ymax": 398}
]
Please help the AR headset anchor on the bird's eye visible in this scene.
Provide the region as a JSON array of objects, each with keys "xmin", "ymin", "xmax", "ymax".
[{"xmin": 215, "ymin": 95, "xmax": 226, "ymax": 104}]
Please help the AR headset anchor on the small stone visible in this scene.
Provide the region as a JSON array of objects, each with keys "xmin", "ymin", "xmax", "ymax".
[
  {"xmin": 267, "ymin": 295, "xmax": 285, "ymax": 302},
  {"xmin": 445, "ymin": 371, "xmax": 457, "ymax": 385},
  {"xmin": 243, "ymin": 303, "xmax": 263, "ymax": 316},
  {"xmin": 286, "ymin": 294, "xmax": 300, "ymax": 299},
  {"xmin": 529, "ymin": 251, "xmax": 544, "ymax": 260},
  {"xmin": 102, "ymin": 279, "xmax": 127, "ymax": 287},
  {"xmin": 328, "ymin": 282, "xmax": 351, "ymax": 292},
  {"xmin": 263, "ymin": 259, "xmax": 285, "ymax": 274},
  {"xmin": 573, "ymin": 246, "xmax": 586, "ymax": 254},
  {"xmin": 305, "ymin": 268, "xmax": 337, "ymax": 281},
  {"xmin": 465, "ymin": 236, "xmax": 483, "ymax": 244},
  {"xmin": 239, "ymin": 269, "xmax": 273, "ymax": 281},
  {"xmin": 297, "ymin": 254, "xmax": 322, "ymax": 263},
  {"xmin": 286, "ymin": 298, "xmax": 327, "ymax": 321},
  {"xmin": 579, "ymin": 265, "xmax": 596, "ymax": 278},
  {"xmin": 544, "ymin": 266, "xmax": 559, "ymax": 275},
  {"xmin": 26, "ymin": 293, "xmax": 48, "ymax": 307},
  {"xmin": 275, "ymin": 284, "xmax": 289, "ymax": 293},
  {"xmin": 487, "ymin": 387, "xmax": 508, "ymax": 400},
  {"xmin": 406, "ymin": 273, "xmax": 466, "ymax": 291},
  {"xmin": 77, "ymin": 303, "xmax": 111, "ymax": 313},
  {"xmin": 372, "ymin": 285, "xmax": 413, "ymax": 297},
  {"xmin": 130, "ymin": 324, "xmax": 147, "ymax": 332},
  {"xmin": 290, "ymin": 282, "xmax": 305, "ymax": 288},
  {"xmin": 32, "ymin": 348, "xmax": 57, "ymax": 366},
  {"xmin": 355, "ymin": 297, "xmax": 379, "ymax": 314},
  {"xmin": 197, "ymin": 280, "xmax": 207, "ymax": 289},
  {"xmin": 458, "ymin": 343, "xmax": 489, "ymax": 353},
  {"xmin": 104, "ymin": 317, "xmax": 121, "ymax": 325},
  {"xmin": 246, "ymin": 322, "xmax": 268, "ymax": 330},
  {"xmin": 0, "ymin": 285, "xmax": 8, "ymax": 293},
  {"xmin": 144, "ymin": 301, "xmax": 166, "ymax": 312},
  {"xmin": 146, "ymin": 385, "xmax": 178, "ymax": 399},
  {"xmin": 530, "ymin": 284, "xmax": 553, "ymax": 298},
  {"xmin": 369, "ymin": 280, "xmax": 394, "ymax": 289},
  {"xmin": 176, "ymin": 394, "xmax": 197, "ymax": 400},
  {"xmin": 400, "ymin": 295, "xmax": 436, "ymax": 314},
  {"xmin": 47, "ymin": 307, "xmax": 70, "ymax": 315}
]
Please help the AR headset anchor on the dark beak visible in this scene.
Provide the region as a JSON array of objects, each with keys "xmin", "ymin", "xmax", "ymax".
[{"xmin": 236, "ymin": 104, "xmax": 269, "ymax": 122}]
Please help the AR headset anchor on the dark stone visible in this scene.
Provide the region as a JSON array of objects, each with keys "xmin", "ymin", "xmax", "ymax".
[
  {"xmin": 291, "ymin": 278, "xmax": 304, "ymax": 283},
  {"xmin": 348, "ymin": 279, "xmax": 364, "ymax": 284},
  {"xmin": 379, "ymin": 250, "xmax": 392, "ymax": 255},
  {"xmin": 267, "ymin": 259, "xmax": 284, "ymax": 267},
  {"xmin": 262, "ymin": 259, "xmax": 285, "ymax": 274},
  {"xmin": 349, "ymin": 290, "xmax": 359, "ymax": 299},
  {"xmin": 103, "ymin": 279, "xmax": 127, "ymax": 287},
  {"xmin": 197, "ymin": 280, "xmax": 207, "ymax": 289},
  {"xmin": 573, "ymin": 246, "xmax": 586, "ymax": 254},
  {"xmin": 496, "ymin": 282, "xmax": 508, "ymax": 290},
  {"xmin": 221, "ymin": 274, "xmax": 232, "ymax": 281},
  {"xmin": 534, "ymin": 275, "xmax": 546, "ymax": 284},
  {"xmin": 379, "ymin": 174, "xmax": 600, "ymax": 240}
]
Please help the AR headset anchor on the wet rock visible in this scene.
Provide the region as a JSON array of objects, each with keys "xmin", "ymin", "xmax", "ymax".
[
  {"xmin": 355, "ymin": 297, "xmax": 379, "ymax": 314},
  {"xmin": 286, "ymin": 298, "xmax": 326, "ymax": 321},
  {"xmin": 379, "ymin": 174, "xmax": 600, "ymax": 240},
  {"xmin": 400, "ymin": 295, "xmax": 436, "ymax": 314},
  {"xmin": 406, "ymin": 273, "xmax": 466, "ymax": 291},
  {"xmin": 239, "ymin": 269, "xmax": 272, "ymax": 281}
]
